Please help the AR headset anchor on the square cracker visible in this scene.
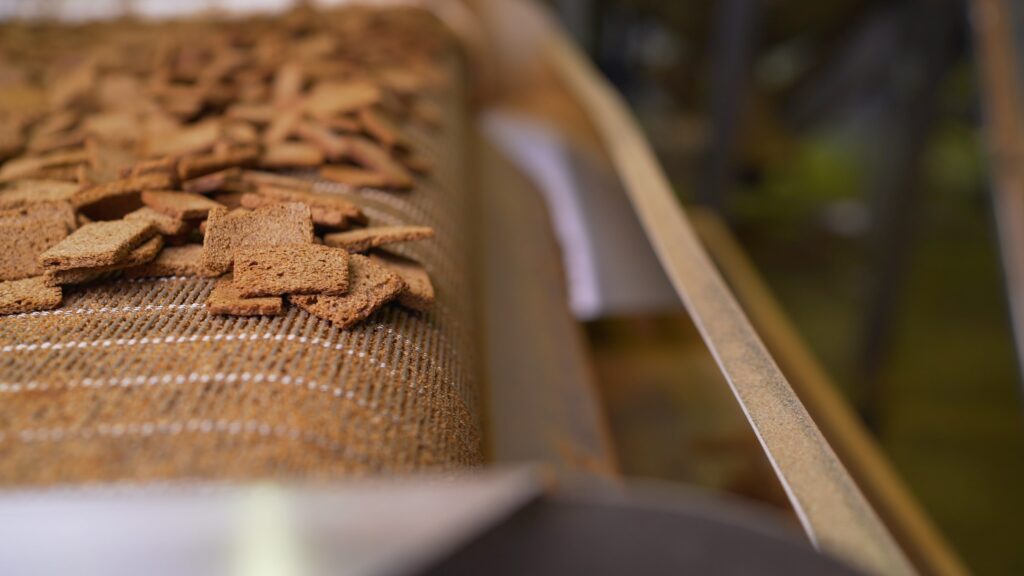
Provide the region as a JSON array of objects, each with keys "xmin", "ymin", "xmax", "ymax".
[
  {"xmin": 233, "ymin": 244, "xmax": 349, "ymax": 297},
  {"xmin": 39, "ymin": 219, "xmax": 156, "ymax": 270},
  {"xmin": 369, "ymin": 251, "xmax": 435, "ymax": 311},
  {"xmin": 201, "ymin": 203, "xmax": 314, "ymax": 275},
  {"xmin": 207, "ymin": 276, "xmax": 282, "ymax": 316},
  {"xmin": 0, "ymin": 276, "xmax": 62, "ymax": 315},
  {"xmin": 323, "ymin": 225, "xmax": 433, "ymax": 253},
  {"xmin": 289, "ymin": 254, "xmax": 402, "ymax": 329}
]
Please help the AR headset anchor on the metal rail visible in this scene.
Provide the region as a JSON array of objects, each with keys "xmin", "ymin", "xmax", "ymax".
[
  {"xmin": 971, "ymin": 0, "xmax": 1024, "ymax": 397},
  {"xmin": 691, "ymin": 209, "xmax": 968, "ymax": 576},
  {"xmin": 544, "ymin": 25, "xmax": 915, "ymax": 576}
]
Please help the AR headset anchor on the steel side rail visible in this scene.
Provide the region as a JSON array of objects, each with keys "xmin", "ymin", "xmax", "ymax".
[
  {"xmin": 544, "ymin": 29, "xmax": 915, "ymax": 576},
  {"xmin": 971, "ymin": 0, "xmax": 1024, "ymax": 398},
  {"xmin": 691, "ymin": 209, "xmax": 968, "ymax": 576}
]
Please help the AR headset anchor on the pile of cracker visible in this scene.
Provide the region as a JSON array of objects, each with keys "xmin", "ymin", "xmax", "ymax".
[{"xmin": 0, "ymin": 7, "xmax": 444, "ymax": 328}]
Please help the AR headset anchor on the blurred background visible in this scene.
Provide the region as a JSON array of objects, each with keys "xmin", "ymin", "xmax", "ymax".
[
  {"xmin": 3, "ymin": 0, "xmax": 1022, "ymax": 572},
  {"xmin": 540, "ymin": 0, "xmax": 1024, "ymax": 573}
]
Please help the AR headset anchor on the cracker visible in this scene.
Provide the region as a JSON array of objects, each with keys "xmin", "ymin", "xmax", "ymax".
[
  {"xmin": 0, "ymin": 179, "xmax": 80, "ymax": 209},
  {"xmin": 124, "ymin": 244, "xmax": 203, "ymax": 278},
  {"xmin": 248, "ymin": 185, "xmax": 364, "ymax": 228},
  {"xmin": 39, "ymin": 219, "xmax": 156, "ymax": 270},
  {"xmin": 258, "ymin": 142, "xmax": 324, "ymax": 169},
  {"xmin": 182, "ymin": 167, "xmax": 244, "ymax": 195},
  {"xmin": 28, "ymin": 130, "xmax": 86, "ymax": 156},
  {"xmin": 207, "ymin": 276, "xmax": 282, "ymax": 316},
  {"xmin": 303, "ymin": 81, "xmax": 381, "ymax": 119},
  {"xmin": 85, "ymin": 139, "xmax": 137, "ymax": 184},
  {"xmin": 124, "ymin": 206, "xmax": 189, "ymax": 235},
  {"xmin": 176, "ymin": 145, "xmax": 260, "ymax": 180},
  {"xmin": 295, "ymin": 121, "xmax": 349, "ymax": 160},
  {"xmin": 369, "ymin": 250, "xmax": 435, "ymax": 311},
  {"xmin": 0, "ymin": 203, "xmax": 75, "ymax": 281},
  {"xmin": 141, "ymin": 190, "xmax": 224, "ymax": 220},
  {"xmin": 0, "ymin": 200, "xmax": 77, "ymax": 232},
  {"xmin": 238, "ymin": 192, "xmax": 348, "ymax": 229},
  {"xmin": 128, "ymin": 157, "xmax": 178, "ymax": 178},
  {"xmin": 323, "ymin": 225, "xmax": 434, "ymax": 253},
  {"xmin": 412, "ymin": 99, "xmax": 442, "ymax": 129},
  {"xmin": 0, "ymin": 148, "xmax": 90, "ymax": 182},
  {"xmin": 72, "ymin": 171, "xmax": 177, "ymax": 210},
  {"xmin": 289, "ymin": 254, "xmax": 402, "ymax": 329},
  {"xmin": 210, "ymin": 191, "xmax": 247, "ymax": 210},
  {"xmin": 198, "ymin": 206, "xmax": 250, "ymax": 235},
  {"xmin": 226, "ymin": 103, "xmax": 277, "ymax": 125},
  {"xmin": 319, "ymin": 165, "xmax": 391, "ymax": 188},
  {"xmin": 240, "ymin": 170, "xmax": 315, "ymax": 192},
  {"xmin": 144, "ymin": 120, "xmax": 221, "ymax": 157},
  {"xmin": 262, "ymin": 108, "xmax": 302, "ymax": 145},
  {"xmin": 44, "ymin": 235, "xmax": 164, "ymax": 286},
  {"xmin": 273, "ymin": 61, "xmax": 305, "ymax": 105},
  {"xmin": 358, "ymin": 108, "xmax": 403, "ymax": 149},
  {"xmin": 201, "ymin": 203, "xmax": 314, "ymax": 275},
  {"xmin": 234, "ymin": 244, "xmax": 349, "ymax": 297},
  {"xmin": 400, "ymin": 151, "xmax": 432, "ymax": 175},
  {"xmin": 344, "ymin": 136, "xmax": 413, "ymax": 189},
  {"xmin": 0, "ymin": 276, "xmax": 62, "ymax": 315},
  {"xmin": 323, "ymin": 116, "xmax": 361, "ymax": 133}
]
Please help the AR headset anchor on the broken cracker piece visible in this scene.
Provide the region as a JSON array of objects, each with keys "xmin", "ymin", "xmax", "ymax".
[
  {"xmin": 201, "ymin": 203, "xmax": 314, "ymax": 275},
  {"xmin": 39, "ymin": 219, "xmax": 156, "ymax": 270},
  {"xmin": 124, "ymin": 244, "xmax": 203, "ymax": 278},
  {"xmin": 234, "ymin": 244, "xmax": 349, "ymax": 297},
  {"xmin": 369, "ymin": 250, "xmax": 435, "ymax": 311},
  {"xmin": 124, "ymin": 206, "xmax": 189, "ymax": 235},
  {"xmin": 141, "ymin": 190, "xmax": 224, "ymax": 220},
  {"xmin": 289, "ymin": 254, "xmax": 403, "ymax": 329},
  {"xmin": 323, "ymin": 225, "xmax": 434, "ymax": 253},
  {"xmin": 207, "ymin": 276, "xmax": 282, "ymax": 316},
  {"xmin": 0, "ymin": 276, "xmax": 62, "ymax": 315}
]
